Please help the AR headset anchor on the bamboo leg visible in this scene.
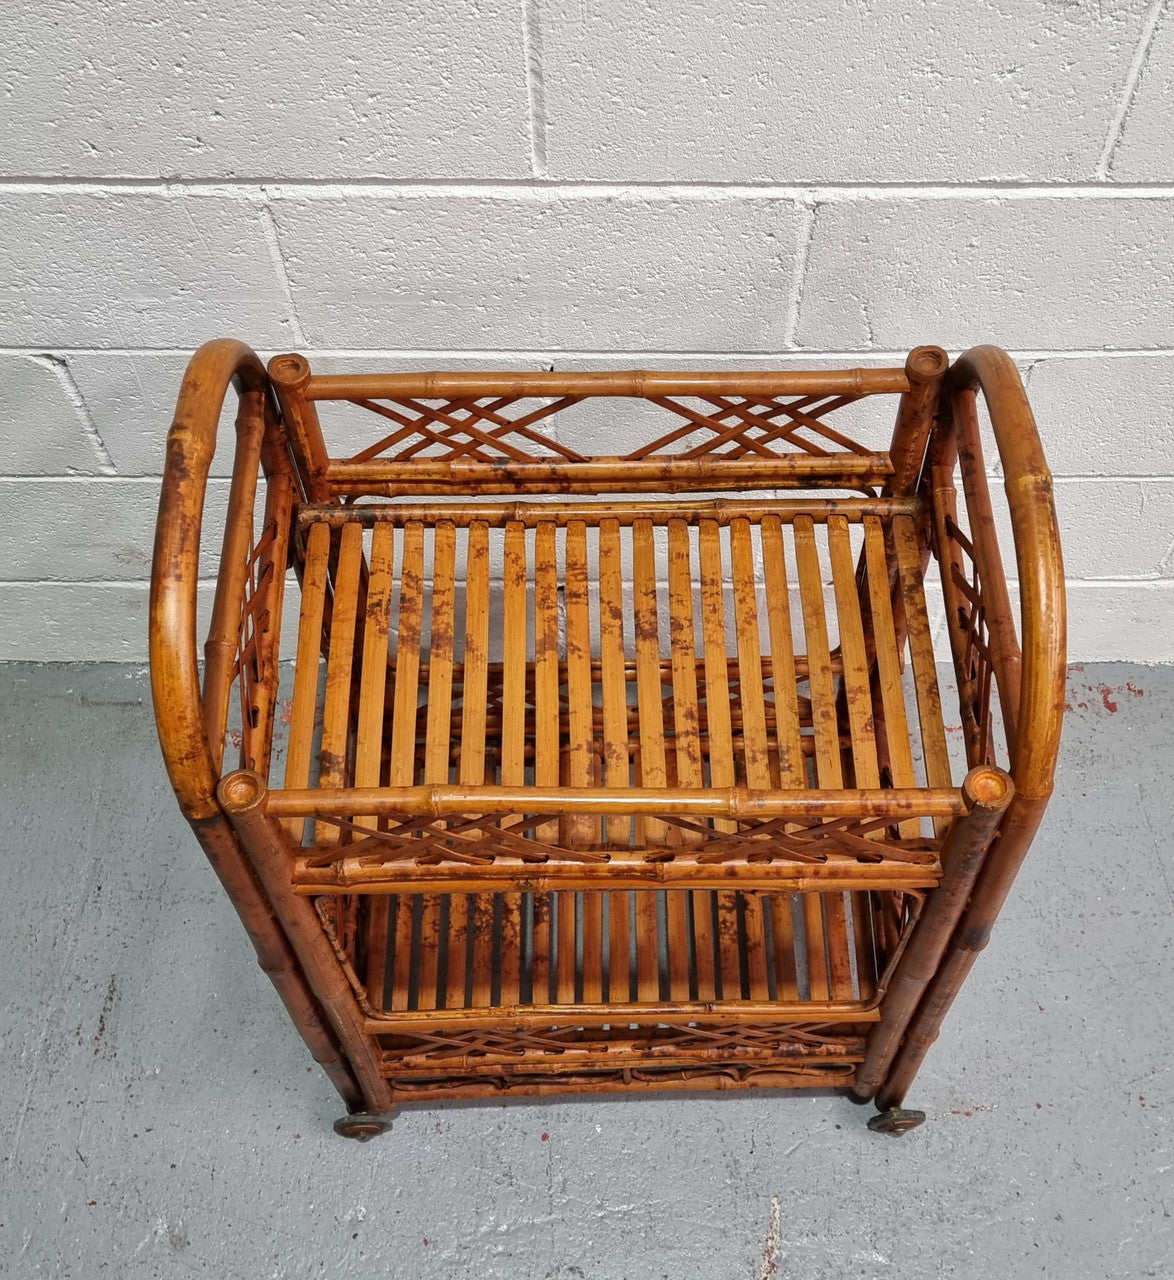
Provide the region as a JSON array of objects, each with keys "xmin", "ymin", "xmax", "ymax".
[
  {"xmin": 218, "ymin": 771, "xmax": 392, "ymax": 1114},
  {"xmin": 861, "ymin": 768, "xmax": 1014, "ymax": 1101},
  {"xmin": 876, "ymin": 785, "xmax": 1038, "ymax": 1112}
]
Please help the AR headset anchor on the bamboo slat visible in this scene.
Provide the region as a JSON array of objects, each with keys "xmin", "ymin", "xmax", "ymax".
[
  {"xmin": 699, "ymin": 520, "xmax": 736, "ymax": 834},
  {"xmin": 282, "ymin": 521, "xmax": 331, "ymax": 841},
  {"xmin": 417, "ymin": 895, "xmax": 441, "ymax": 1011},
  {"xmin": 693, "ymin": 891, "xmax": 717, "ymax": 1002},
  {"xmin": 760, "ymin": 515, "xmax": 805, "ymax": 788},
  {"xmin": 633, "ymin": 519, "xmax": 668, "ymax": 847},
  {"xmin": 667, "ymin": 890, "xmax": 691, "ymax": 1000},
  {"xmin": 424, "ymin": 522, "xmax": 457, "ymax": 785},
  {"xmin": 862, "ymin": 515, "xmax": 919, "ymax": 837},
  {"xmin": 892, "ymin": 514, "xmax": 953, "ymax": 809},
  {"xmin": 730, "ymin": 518, "xmax": 771, "ymax": 790},
  {"xmin": 582, "ymin": 891, "xmax": 604, "ymax": 1003},
  {"xmin": 743, "ymin": 892, "xmax": 771, "ymax": 1002},
  {"xmin": 501, "ymin": 521, "xmax": 528, "ymax": 787},
  {"xmin": 500, "ymin": 893, "xmax": 522, "ymax": 1008},
  {"xmin": 636, "ymin": 891, "xmax": 660, "ymax": 1001},
  {"xmin": 557, "ymin": 891, "xmax": 577, "ymax": 1004},
  {"xmin": 563, "ymin": 520, "xmax": 595, "ymax": 845},
  {"xmin": 356, "ymin": 524, "xmax": 394, "ymax": 1007},
  {"xmin": 445, "ymin": 893, "xmax": 469, "ymax": 1010},
  {"xmin": 459, "ymin": 521, "xmax": 490, "ymax": 786},
  {"xmin": 599, "ymin": 518, "xmax": 629, "ymax": 846},
  {"xmin": 793, "ymin": 515, "xmax": 841, "ymax": 999},
  {"xmin": 665, "ymin": 520, "xmax": 716, "ymax": 999},
  {"xmin": 389, "ymin": 523, "xmax": 425, "ymax": 790},
  {"xmin": 716, "ymin": 891, "xmax": 741, "ymax": 999},
  {"xmin": 609, "ymin": 891, "xmax": 631, "ymax": 1002},
  {"xmin": 827, "ymin": 515, "xmax": 881, "ymax": 1001},
  {"xmin": 771, "ymin": 896, "xmax": 799, "ymax": 1001},
  {"xmin": 533, "ymin": 522, "xmax": 561, "ymax": 844},
  {"xmin": 667, "ymin": 520, "xmax": 704, "ymax": 798},
  {"xmin": 355, "ymin": 525, "xmax": 394, "ymax": 794},
  {"xmin": 827, "ymin": 515, "xmax": 880, "ymax": 791},
  {"xmin": 532, "ymin": 891, "xmax": 551, "ymax": 1004},
  {"xmin": 470, "ymin": 894, "xmax": 494, "ymax": 1007}
]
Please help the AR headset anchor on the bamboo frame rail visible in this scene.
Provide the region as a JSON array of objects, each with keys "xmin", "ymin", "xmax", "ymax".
[
  {"xmin": 304, "ymin": 367, "xmax": 911, "ymax": 400},
  {"xmin": 151, "ymin": 339, "xmax": 1064, "ymax": 1138}
]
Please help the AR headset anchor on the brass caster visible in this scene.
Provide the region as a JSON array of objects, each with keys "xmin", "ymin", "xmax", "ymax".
[
  {"xmin": 333, "ymin": 1113, "xmax": 393, "ymax": 1142},
  {"xmin": 867, "ymin": 1108, "xmax": 926, "ymax": 1135}
]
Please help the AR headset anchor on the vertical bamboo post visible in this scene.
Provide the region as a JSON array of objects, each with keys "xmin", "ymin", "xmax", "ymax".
[
  {"xmin": 876, "ymin": 792, "xmax": 1046, "ymax": 1113},
  {"xmin": 886, "ymin": 346, "xmax": 949, "ymax": 496},
  {"xmin": 268, "ymin": 353, "xmax": 332, "ymax": 502},
  {"xmin": 194, "ymin": 813, "xmax": 363, "ymax": 1110},
  {"xmin": 853, "ymin": 765, "xmax": 1013, "ymax": 1100},
  {"xmin": 217, "ymin": 769, "xmax": 394, "ymax": 1115}
]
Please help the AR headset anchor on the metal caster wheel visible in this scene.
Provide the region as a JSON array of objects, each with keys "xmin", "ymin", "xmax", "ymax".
[
  {"xmin": 333, "ymin": 1113, "xmax": 393, "ymax": 1142},
  {"xmin": 867, "ymin": 1108, "xmax": 926, "ymax": 1135}
]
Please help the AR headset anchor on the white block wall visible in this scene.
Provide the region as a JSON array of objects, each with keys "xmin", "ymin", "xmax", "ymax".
[{"xmin": 1, "ymin": 0, "xmax": 1172, "ymax": 661}]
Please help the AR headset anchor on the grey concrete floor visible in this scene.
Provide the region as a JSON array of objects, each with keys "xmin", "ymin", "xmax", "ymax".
[{"xmin": 0, "ymin": 663, "xmax": 1171, "ymax": 1279}]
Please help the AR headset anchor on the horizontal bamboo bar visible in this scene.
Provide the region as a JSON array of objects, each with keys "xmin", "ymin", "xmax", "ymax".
[
  {"xmin": 294, "ymin": 858, "xmax": 940, "ymax": 894},
  {"xmin": 305, "ymin": 367, "xmax": 910, "ymax": 401},
  {"xmin": 381, "ymin": 1048, "xmax": 867, "ymax": 1077},
  {"xmin": 266, "ymin": 784, "xmax": 968, "ymax": 821},
  {"xmin": 384, "ymin": 1066, "xmax": 856, "ymax": 1102},
  {"xmin": 405, "ymin": 650, "xmax": 839, "ymax": 688},
  {"xmin": 326, "ymin": 455, "xmax": 892, "ymax": 492},
  {"xmin": 365, "ymin": 1000, "xmax": 881, "ymax": 1033},
  {"xmin": 298, "ymin": 495, "xmax": 920, "ymax": 529}
]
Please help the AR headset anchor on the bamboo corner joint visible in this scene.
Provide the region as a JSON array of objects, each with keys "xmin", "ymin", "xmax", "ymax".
[{"xmin": 150, "ymin": 340, "xmax": 1065, "ymax": 1141}]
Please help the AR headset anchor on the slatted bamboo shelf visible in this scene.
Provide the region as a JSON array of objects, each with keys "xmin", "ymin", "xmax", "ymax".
[{"xmin": 151, "ymin": 341, "xmax": 1065, "ymax": 1138}]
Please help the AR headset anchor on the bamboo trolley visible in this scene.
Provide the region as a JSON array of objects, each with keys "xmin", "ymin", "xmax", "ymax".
[{"xmin": 150, "ymin": 340, "xmax": 1065, "ymax": 1138}]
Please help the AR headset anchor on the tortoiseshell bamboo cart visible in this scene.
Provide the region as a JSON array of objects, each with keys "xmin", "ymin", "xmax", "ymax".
[{"xmin": 150, "ymin": 341, "xmax": 1065, "ymax": 1139}]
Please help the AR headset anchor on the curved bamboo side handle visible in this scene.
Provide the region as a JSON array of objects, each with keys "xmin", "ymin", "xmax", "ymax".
[
  {"xmin": 945, "ymin": 345, "xmax": 1067, "ymax": 802},
  {"xmin": 150, "ymin": 338, "xmax": 270, "ymax": 821},
  {"xmin": 871, "ymin": 350, "xmax": 1066, "ymax": 1110},
  {"xmin": 149, "ymin": 341, "xmax": 362, "ymax": 1110}
]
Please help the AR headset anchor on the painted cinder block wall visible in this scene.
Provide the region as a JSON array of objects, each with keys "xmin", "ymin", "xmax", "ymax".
[{"xmin": 1, "ymin": 0, "xmax": 1172, "ymax": 661}]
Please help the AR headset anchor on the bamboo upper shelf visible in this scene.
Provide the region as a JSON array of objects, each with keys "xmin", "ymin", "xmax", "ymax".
[{"xmin": 150, "ymin": 341, "xmax": 1065, "ymax": 1138}]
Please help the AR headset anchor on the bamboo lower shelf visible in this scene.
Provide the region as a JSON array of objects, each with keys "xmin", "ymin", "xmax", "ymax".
[{"xmin": 151, "ymin": 340, "xmax": 1065, "ymax": 1138}]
